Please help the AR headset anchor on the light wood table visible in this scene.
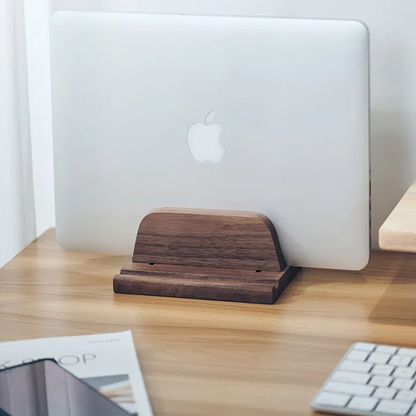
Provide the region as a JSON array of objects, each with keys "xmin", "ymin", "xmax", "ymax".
[{"xmin": 2, "ymin": 230, "xmax": 416, "ymax": 416}]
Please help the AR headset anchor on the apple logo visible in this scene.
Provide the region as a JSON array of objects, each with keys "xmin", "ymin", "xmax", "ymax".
[{"xmin": 187, "ymin": 111, "xmax": 225, "ymax": 163}]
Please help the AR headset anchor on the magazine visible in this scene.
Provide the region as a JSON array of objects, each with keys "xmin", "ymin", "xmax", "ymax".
[{"xmin": 0, "ymin": 331, "xmax": 153, "ymax": 416}]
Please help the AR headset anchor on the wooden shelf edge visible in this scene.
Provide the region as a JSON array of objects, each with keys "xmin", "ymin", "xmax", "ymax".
[{"xmin": 379, "ymin": 180, "xmax": 416, "ymax": 252}]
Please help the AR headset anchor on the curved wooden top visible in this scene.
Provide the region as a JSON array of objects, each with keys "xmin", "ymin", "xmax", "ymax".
[{"xmin": 132, "ymin": 208, "xmax": 286, "ymax": 272}]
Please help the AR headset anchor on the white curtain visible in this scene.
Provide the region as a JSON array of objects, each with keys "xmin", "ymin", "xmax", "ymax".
[{"xmin": 0, "ymin": 0, "xmax": 37, "ymax": 267}]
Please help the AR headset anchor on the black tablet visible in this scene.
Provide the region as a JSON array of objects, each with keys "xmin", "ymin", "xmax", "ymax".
[{"xmin": 0, "ymin": 359, "xmax": 135, "ymax": 416}]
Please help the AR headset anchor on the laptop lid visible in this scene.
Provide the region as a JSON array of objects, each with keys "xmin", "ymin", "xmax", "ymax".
[{"xmin": 51, "ymin": 12, "xmax": 369, "ymax": 270}]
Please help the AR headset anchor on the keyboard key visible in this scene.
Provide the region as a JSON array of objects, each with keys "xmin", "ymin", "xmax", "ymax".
[
  {"xmin": 409, "ymin": 404, "xmax": 416, "ymax": 416},
  {"xmin": 372, "ymin": 364, "xmax": 394, "ymax": 376},
  {"xmin": 392, "ymin": 379, "xmax": 414, "ymax": 390},
  {"xmin": 376, "ymin": 345, "xmax": 398, "ymax": 355},
  {"xmin": 325, "ymin": 381, "xmax": 374, "ymax": 396},
  {"xmin": 347, "ymin": 396, "xmax": 378, "ymax": 412},
  {"xmin": 410, "ymin": 359, "xmax": 416, "ymax": 369},
  {"xmin": 354, "ymin": 342, "xmax": 375, "ymax": 352},
  {"xmin": 390, "ymin": 355, "xmax": 412, "ymax": 367},
  {"xmin": 373, "ymin": 387, "xmax": 397, "ymax": 400},
  {"xmin": 340, "ymin": 360, "xmax": 372, "ymax": 373},
  {"xmin": 376, "ymin": 399, "xmax": 412, "ymax": 415},
  {"xmin": 332, "ymin": 371, "xmax": 371, "ymax": 384},
  {"xmin": 315, "ymin": 392, "xmax": 350, "ymax": 407},
  {"xmin": 398, "ymin": 348, "xmax": 416, "ymax": 357},
  {"xmin": 368, "ymin": 352, "xmax": 391, "ymax": 365},
  {"xmin": 393, "ymin": 367, "xmax": 415, "ymax": 379},
  {"xmin": 370, "ymin": 375, "xmax": 393, "ymax": 387},
  {"xmin": 396, "ymin": 390, "xmax": 416, "ymax": 402},
  {"xmin": 347, "ymin": 350, "xmax": 369, "ymax": 362}
]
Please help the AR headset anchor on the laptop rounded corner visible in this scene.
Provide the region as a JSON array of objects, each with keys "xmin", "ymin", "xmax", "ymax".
[
  {"xmin": 50, "ymin": 10, "xmax": 68, "ymax": 24},
  {"xmin": 350, "ymin": 19, "xmax": 370, "ymax": 41},
  {"xmin": 55, "ymin": 229, "xmax": 70, "ymax": 251},
  {"xmin": 351, "ymin": 250, "xmax": 370, "ymax": 271}
]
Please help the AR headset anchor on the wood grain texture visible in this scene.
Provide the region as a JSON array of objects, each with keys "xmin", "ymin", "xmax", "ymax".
[
  {"xmin": 379, "ymin": 179, "xmax": 416, "ymax": 252},
  {"xmin": 116, "ymin": 208, "xmax": 296, "ymax": 304},
  {"xmin": 3, "ymin": 230, "xmax": 416, "ymax": 416},
  {"xmin": 133, "ymin": 208, "xmax": 286, "ymax": 271},
  {"xmin": 114, "ymin": 264, "xmax": 299, "ymax": 304}
]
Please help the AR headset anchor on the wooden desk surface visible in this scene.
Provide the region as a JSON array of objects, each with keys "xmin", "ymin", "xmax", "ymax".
[
  {"xmin": 379, "ymin": 179, "xmax": 416, "ymax": 253},
  {"xmin": 2, "ymin": 230, "xmax": 416, "ymax": 416}
]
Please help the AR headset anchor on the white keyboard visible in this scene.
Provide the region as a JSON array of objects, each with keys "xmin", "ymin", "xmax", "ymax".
[{"xmin": 311, "ymin": 343, "xmax": 416, "ymax": 416}]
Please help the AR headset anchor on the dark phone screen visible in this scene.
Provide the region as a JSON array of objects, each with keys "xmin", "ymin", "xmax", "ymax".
[{"xmin": 0, "ymin": 359, "xmax": 134, "ymax": 416}]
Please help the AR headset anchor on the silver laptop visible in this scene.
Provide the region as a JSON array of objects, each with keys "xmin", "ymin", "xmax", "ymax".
[{"xmin": 50, "ymin": 12, "xmax": 370, "ymax": 270}]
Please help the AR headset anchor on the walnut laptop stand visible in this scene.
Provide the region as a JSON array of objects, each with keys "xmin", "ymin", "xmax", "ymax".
[{"xmin": 113, "ymin": 208, "xmax": 300, "ymax": 304}]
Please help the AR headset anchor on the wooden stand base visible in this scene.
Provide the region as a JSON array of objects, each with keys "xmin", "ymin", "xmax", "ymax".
[{"xmin": 113, "ymin": 208, "xmax": 300, "ymax": 304}]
